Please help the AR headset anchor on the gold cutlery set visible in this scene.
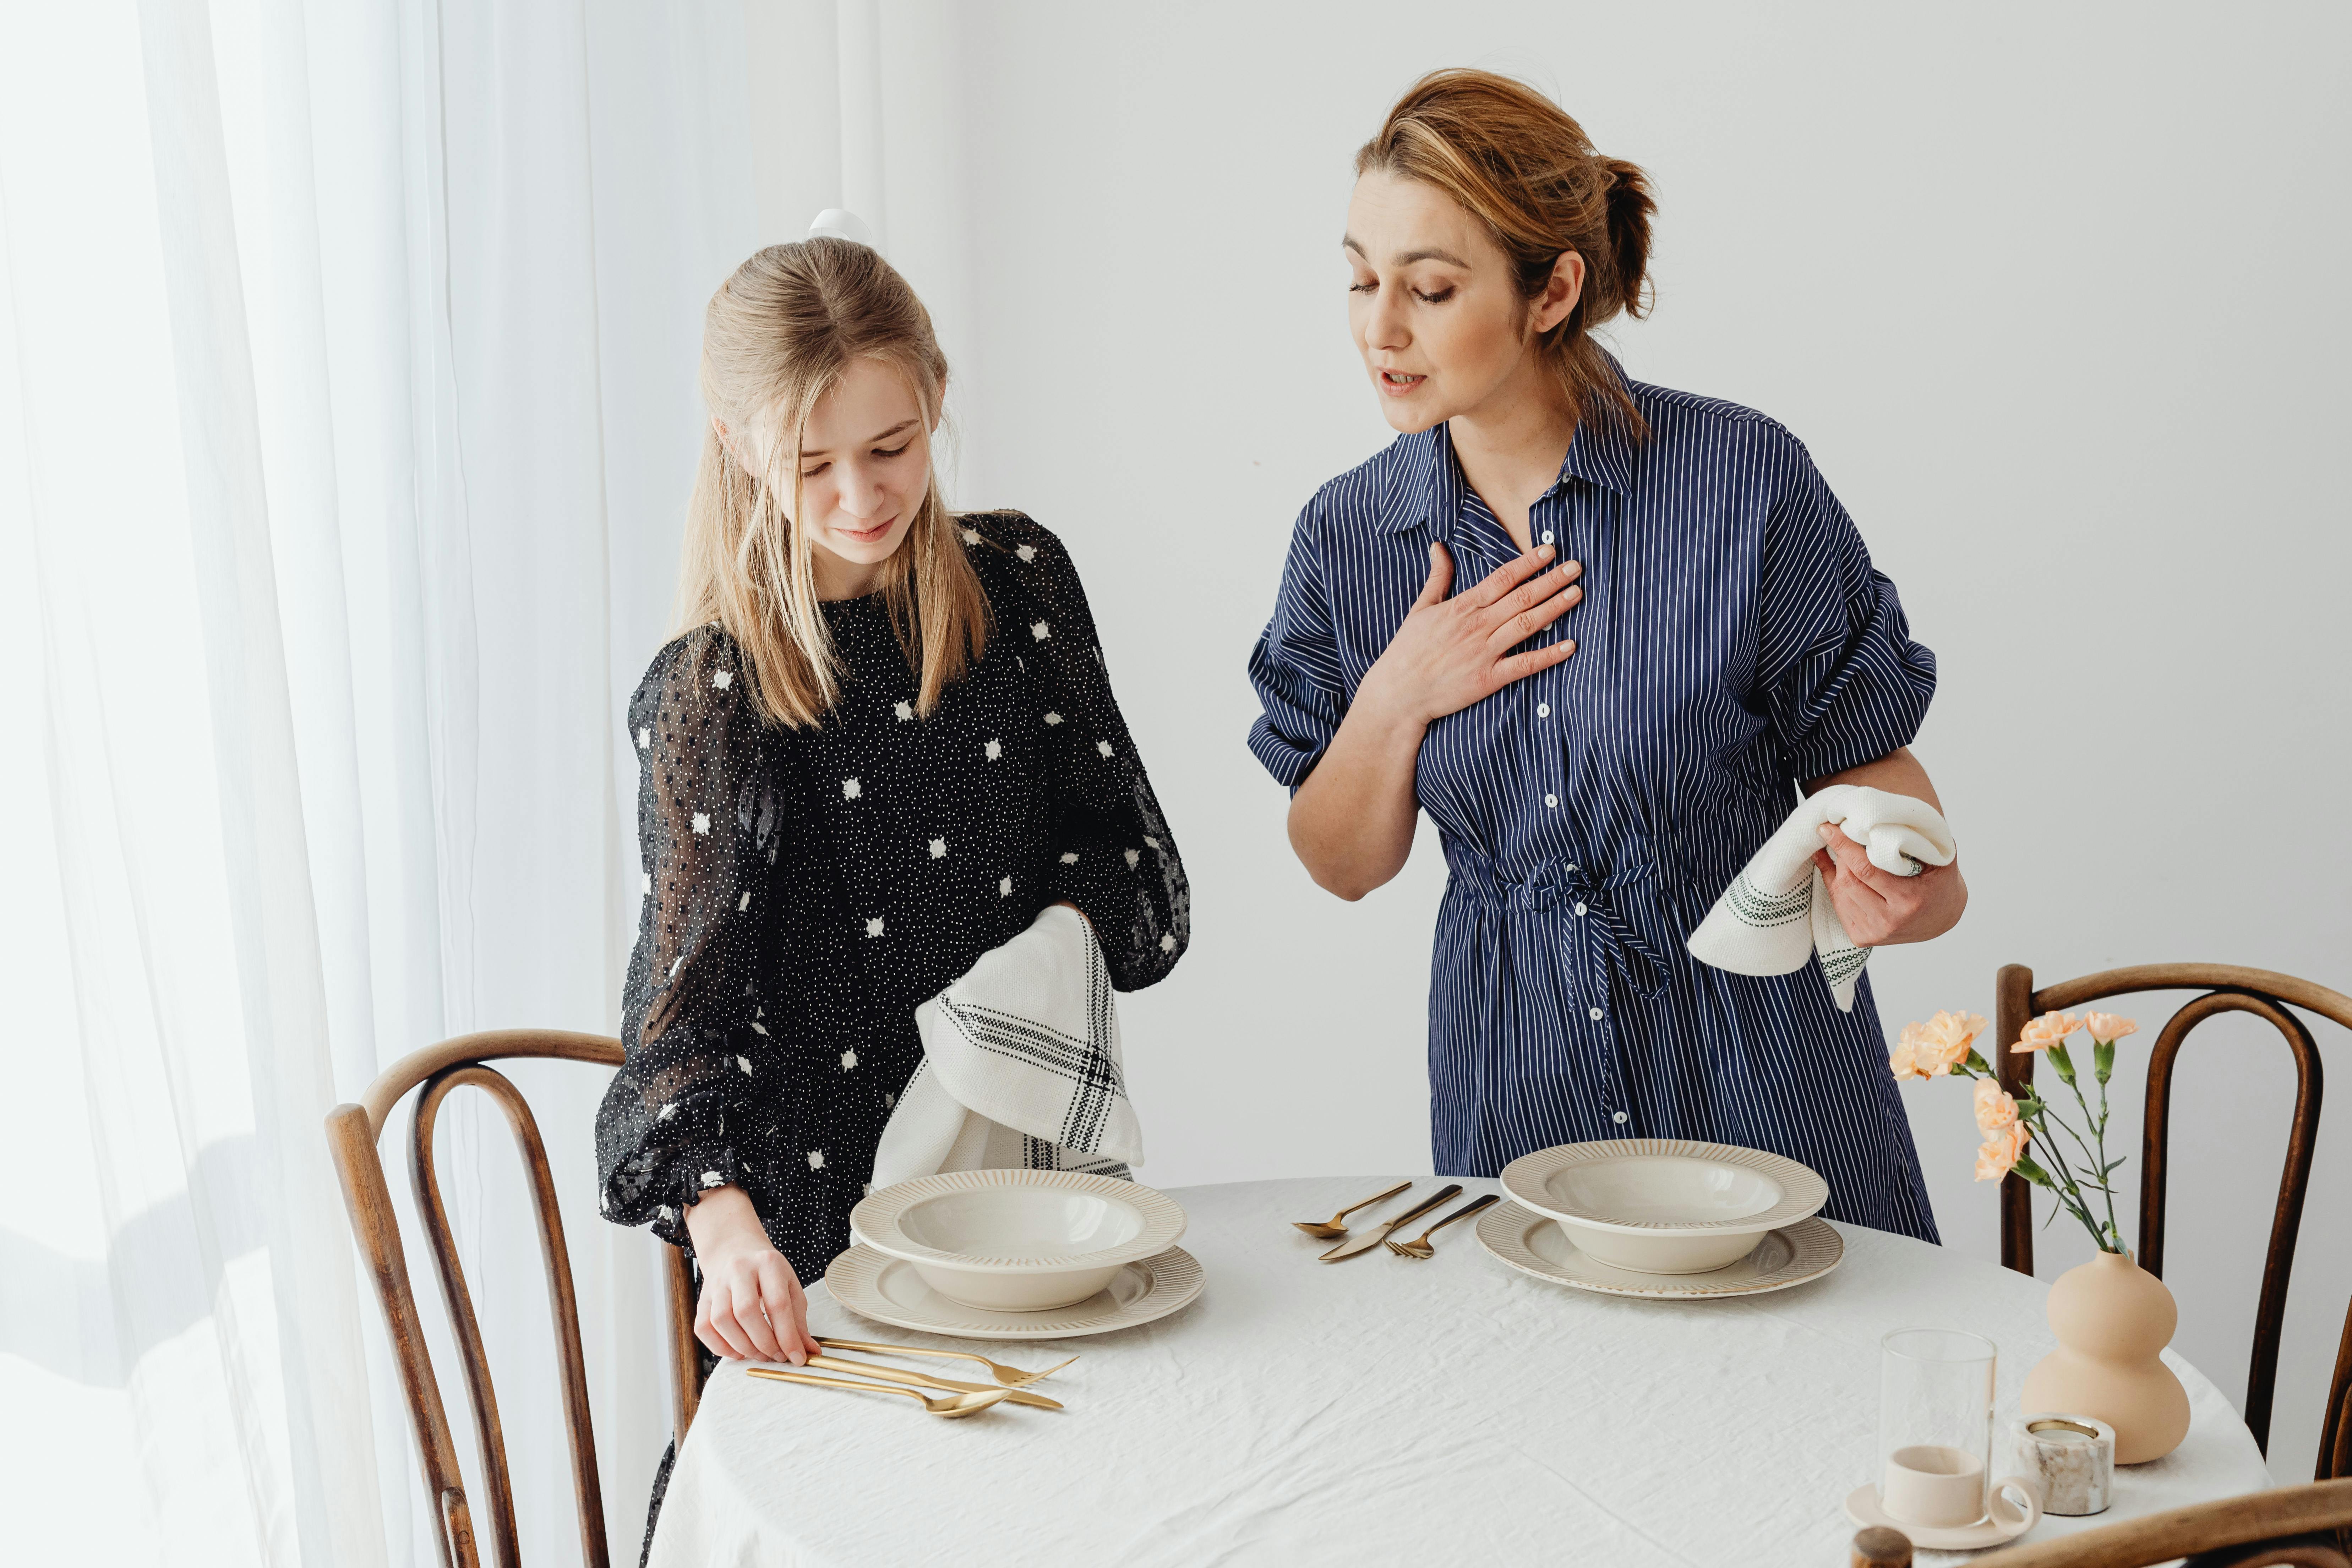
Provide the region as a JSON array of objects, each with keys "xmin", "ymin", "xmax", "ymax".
[
  {"xmin": 1297, "ymin": 1183, "xmax": 1502, "ymax": 1262},
  {"xmin": 748, "ymin": 1337, "xmax": 1077, "ymax": 1420}
]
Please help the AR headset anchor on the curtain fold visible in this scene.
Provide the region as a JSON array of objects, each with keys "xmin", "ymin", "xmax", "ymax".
[{"xmin": 0, "ymin": 1, "xmax": 856, "ymax": 1561}]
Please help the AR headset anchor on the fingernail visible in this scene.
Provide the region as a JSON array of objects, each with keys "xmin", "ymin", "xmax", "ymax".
[{"xmin": 1537, "ymin": 544, "xmax": 1555, "ymax": 559}]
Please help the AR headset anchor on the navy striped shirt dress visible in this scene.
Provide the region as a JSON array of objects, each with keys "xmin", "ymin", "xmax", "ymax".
[{"xmin": 1246, "ymin": 368, "xmax": 1941, "ymax": 1240}]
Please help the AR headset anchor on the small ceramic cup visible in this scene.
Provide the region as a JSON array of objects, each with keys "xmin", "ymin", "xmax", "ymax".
[{"xmin": 2011, "ymin": 1413, "xmax": 2115, "ymax": 1517}]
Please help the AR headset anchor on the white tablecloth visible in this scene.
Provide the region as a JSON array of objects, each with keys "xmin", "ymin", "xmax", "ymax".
[{"xmin": 648, "ymin": 1177, "xmax": 2271, "ymax": 1567}]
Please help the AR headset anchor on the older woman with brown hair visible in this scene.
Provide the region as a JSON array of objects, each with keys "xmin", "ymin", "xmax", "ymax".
[{"xmin": 1249, "ymin": 70, "xmax": 1962, "ymax": 1239}]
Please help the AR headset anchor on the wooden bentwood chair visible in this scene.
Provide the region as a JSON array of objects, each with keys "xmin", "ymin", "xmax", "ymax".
[
  {"xmin": 325, "ymin": 1030, "xmax": 706, "ymax": 1568},
  {"xmin": 1993, "ymin": 964, "xmax": 2352, "ymax": 1482}
]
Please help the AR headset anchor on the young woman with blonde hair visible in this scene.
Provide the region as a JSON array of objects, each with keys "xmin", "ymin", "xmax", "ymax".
[
  {"xmin": 1249, "ymin": 70, "xmax": 1961, "ymax": 1239},
  {"xmin": 597, "ymin": 237, "xmax": 1188, "ymax": 1381}
]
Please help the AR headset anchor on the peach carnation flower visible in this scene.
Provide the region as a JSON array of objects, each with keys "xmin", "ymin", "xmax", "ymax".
[
  {"xmin": 1972, "ymin": 1078, "xmax": 2019, "ymax": 1132},
  {"xmin": 2012, "ymin": 1011, "xmax": 2086, "ymax": 1053},
  {"xmin": 1973, "ymin": 1120, "xmax": 2031, "ymax": 1182},
  {"xmin": 2084, "ymin": 1012, "xmax": 2139, "ymax": 1044},
  {"xmin": 1888, "ymin": 1030, "xmax": 1922, "ymax": 1081},
  {"xmin": 1911, "ymin": 1010, "xmax": 1985, "ymax": 1076}
]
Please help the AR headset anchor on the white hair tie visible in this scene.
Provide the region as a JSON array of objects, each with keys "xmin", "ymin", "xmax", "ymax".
[{"xmin": 807, "ymin": 208, "xmax": 880, "ymax": 252}]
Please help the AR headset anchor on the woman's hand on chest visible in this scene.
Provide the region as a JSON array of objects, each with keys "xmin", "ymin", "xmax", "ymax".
[{"xmin": 1360, "ymin": 540, "xmax": 1583, "ymax": 725}]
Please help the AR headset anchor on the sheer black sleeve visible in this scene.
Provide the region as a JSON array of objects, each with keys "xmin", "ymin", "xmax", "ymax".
[
  {"xmin": 969, "ymin": 513, "xmax": 1190, "ymax": 991},
  {"xmin": 595, "ymin": 627, "xmax": 782, "ymax": 1245}
]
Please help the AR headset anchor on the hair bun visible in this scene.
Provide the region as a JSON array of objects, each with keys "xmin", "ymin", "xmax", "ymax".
[{"xmin": 807, "ymin": 208, "xmax": 880, "ymax": 252}]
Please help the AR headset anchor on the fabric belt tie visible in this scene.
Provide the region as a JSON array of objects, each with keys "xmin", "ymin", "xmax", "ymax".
[{"xmin": 1448, "ymin": 850, "xmax": 1670, "ymax": 1002}]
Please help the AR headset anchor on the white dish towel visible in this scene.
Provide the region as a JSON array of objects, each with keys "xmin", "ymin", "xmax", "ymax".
[
  {"xmin": 1685, "ymin": 785, "xmax": 1956, "ymax": 1012},
  {"xmin": 869, "ymin": 903, "xmax": 1143, "ymax": 1190}
]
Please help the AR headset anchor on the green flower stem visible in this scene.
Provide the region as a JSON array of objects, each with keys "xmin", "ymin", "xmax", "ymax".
[{"xmin": 2022, "ymin": 1111, "xmax": 2110, "ymax": 1249}]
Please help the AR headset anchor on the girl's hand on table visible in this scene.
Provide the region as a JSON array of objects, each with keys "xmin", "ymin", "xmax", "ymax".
[
  {"xmin": 1358, "ymin": 542, "xmax": 1582, "ymax": 725},
  {"xmin": 1812, "ymin": 826, "xmax": 1968, "ymax": 946},
  {"xmin": 683, "ymin": 1184, "xmax": 820, "ymax": 1364}
]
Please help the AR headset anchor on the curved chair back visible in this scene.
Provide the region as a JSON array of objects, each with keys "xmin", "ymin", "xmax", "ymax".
[
  {"xmin": 324, "ymin": 1030, "xmax": 704, "ymax": 1568},
  {"xmin": 1967, "ymin": 1475, "xmax": 2352, "ymax": 1568},
  {"xmin": 1994, "ymin": 964, "xmax": 2352, "ymax": 1476}
]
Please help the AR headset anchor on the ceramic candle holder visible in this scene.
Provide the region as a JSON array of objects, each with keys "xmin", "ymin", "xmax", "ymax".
[{"xmin": 2010, "ymin": 1413, "xmax": 2115, "ymax": 1516}]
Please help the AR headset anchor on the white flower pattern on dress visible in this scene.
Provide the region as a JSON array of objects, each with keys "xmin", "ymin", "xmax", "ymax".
[
  {"xmin": 599, "ymin": 512, "xmax": 1189, "ymax": 1283},
  {"xmin": 692, "ymin": 813, "xmax": 710, "ymax": 834},
  {"xmin": 928, "ymin": 837, "xmax": 947, "ymax": 859},
  {"xmin": 807, "ymin": 1149, "xmax": 825, "ymax": 1170}
]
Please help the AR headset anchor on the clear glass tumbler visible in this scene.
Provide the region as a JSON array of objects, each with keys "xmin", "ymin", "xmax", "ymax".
[{"xmin": 1877, "ymin": 1328, "xmax": 1997, "ymax": 1527}]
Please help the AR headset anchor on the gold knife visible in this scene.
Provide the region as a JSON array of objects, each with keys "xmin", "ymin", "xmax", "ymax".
[
  {"xmin": 1319, "ymin": 1183, "xmax": 1463, "ymax": 1261},
  {"xmin": 805, "ymin": 1354, "xmax": 1065, "ymax": 1410}
]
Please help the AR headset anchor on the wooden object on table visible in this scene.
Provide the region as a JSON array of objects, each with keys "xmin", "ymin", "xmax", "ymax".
[
  {"xmin": 1994, "ymin": 963, "xmax": 2352, "ymax": 1476},
  {"xmin": 1850, "ymin": 1524, "xmax": 1913, "ymax": 1566},
  {"xmin": 1969, "ymin": 1476, "xmax": 2352, "ymax": 1568},
  {"xmin": 325, "ymin": 1030, "xmax": 708, "ymax": 1568}
]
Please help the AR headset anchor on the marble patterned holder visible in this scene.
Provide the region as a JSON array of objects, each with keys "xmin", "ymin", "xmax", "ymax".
[{"xmin": 2010, "ymin": 1413, "xmax": 2116, "ymax": 1516}]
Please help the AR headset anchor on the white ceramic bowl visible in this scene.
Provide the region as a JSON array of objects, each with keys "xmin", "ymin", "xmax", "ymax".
[
  {"xmin": 850, "ymin": 1169, "xmax": 1188, "ymax": 1312},
  {"xmin": 1499, "ymin": 1140, "xmax": 1830, "ymax": 1275}
]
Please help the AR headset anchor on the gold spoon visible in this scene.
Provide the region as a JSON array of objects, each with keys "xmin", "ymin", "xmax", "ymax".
[
  {"xmin": 1385, "ymin": 1193, "xmax": 1502, "ymax": 1258},
  {"xmin": 748, "ymin": 1365, "xmax": 1010, "ymax": 1417},
  {"xmin": 817, "ymin": 1338, "xmax": 1076, "ymax": 1388},
  {"xmin": 1291, "ymin": 1179, "xmax": 1413, "ymax": 1239}
]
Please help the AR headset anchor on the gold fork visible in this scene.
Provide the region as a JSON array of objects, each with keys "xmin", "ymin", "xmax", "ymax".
[
  {"xmin": 816, "ymin": 1338, "xmax": 1076, "ymax": 1388},
  {"xmin": 806, "ymin": 1354, "xmax": 1064, "ymax": 1410},
  {"xmin": 748, "ymin": 1365, "xmax": 1009, "ymax": 1417},
  {"xmin": 1385, "ymin": 1193, "xmax": 1502, "ymax": 1258}
]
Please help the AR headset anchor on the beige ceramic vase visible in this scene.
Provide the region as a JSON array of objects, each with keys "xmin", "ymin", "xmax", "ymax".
[{"xmin": 2020, "ymin": 1249, "xmax": 2190, "ymax": 1463}]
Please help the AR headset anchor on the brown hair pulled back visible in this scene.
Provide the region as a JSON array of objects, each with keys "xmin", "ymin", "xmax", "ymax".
[{"xmin": 1357, "ymin": 69, "xmax": 1656, "ymax": 438}]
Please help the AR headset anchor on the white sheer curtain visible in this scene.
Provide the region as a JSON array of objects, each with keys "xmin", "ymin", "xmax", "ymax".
[{"xmin": 0, "ymin": 2, "xmax": 949, "ymax": 1561}]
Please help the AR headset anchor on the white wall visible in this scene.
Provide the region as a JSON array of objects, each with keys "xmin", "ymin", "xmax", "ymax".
[{"xmin": 863, "ymin": 1, "xmax": 2352, "ymax": 1477}]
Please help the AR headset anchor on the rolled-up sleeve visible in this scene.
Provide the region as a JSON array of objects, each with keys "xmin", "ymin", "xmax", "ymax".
[
  {"xmin": 1756, "ymin": 447, "xmax": 1937, "ymax": 785},
  {"xmin": 1246, "ymin": 506, "xmax": 1350, "ymax": 790}
]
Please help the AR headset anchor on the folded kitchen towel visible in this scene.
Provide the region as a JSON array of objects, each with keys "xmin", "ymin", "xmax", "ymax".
[
  {"xmin": 869, "ymin": 903, "xmax": 1142, "ymax": 1191},
  {"xmin": 1686, "ymin": 786, "xmax": 1956, "ymax": 1012}
]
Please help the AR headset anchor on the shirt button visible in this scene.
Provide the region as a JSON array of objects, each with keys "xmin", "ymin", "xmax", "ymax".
[
  {"xmin": 1573, "ymin": 902, "xmax": 1587, "ymax": 916},
  {"xmin": 1544, "ymin": 793, "xmax": 1559, "ymax": 809},
  {"xmin": 1536, "ymin": 703, "xmax": 1550, "ymax": 718},
  {"xmin": 1588, "ymin": 1006, "xmax": 1604, "ymax": 1021},
  {"xmin": 1541, "ymin": 530, "xmax": 1555, "ymax": 545},
  {"xmin": 1612, "ymin": 1110, "xmax": 1629, "ymax": 1125}
]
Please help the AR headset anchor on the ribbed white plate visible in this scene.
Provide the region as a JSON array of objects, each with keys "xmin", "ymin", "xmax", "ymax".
[
  {"xmin": 1476, "ymin": 1202, "xmax": 1844, "ymax": 1299},
  {"xmin": 823, "ymin": 1244, "xmax": 1204, "ymax": 1340},
  {"xmin": 850, "ymin": 1168, "xmax": 1187, "ymax": 1273},
  {"xmin": 1499, "ymin": 1138, "xmax": 1829, "ymax": 1235}
]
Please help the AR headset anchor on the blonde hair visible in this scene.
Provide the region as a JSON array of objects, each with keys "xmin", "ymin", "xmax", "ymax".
[
  {"xmin": 676, "ymin": 239, "xmax": 991, "ymax": 728},
  {"xmin": 1358, "ymin": 70, "xmax": 1657, "ymax": 439}
]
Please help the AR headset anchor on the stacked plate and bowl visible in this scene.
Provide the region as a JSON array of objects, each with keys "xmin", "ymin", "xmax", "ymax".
[
  {"xmin": 829, "ymin": 1169, "xmax": 1205, "ymax": 1340},
  {"xmin": 1478, "ymin": 1139, "xmax": 1845, "ymax": 1299}
]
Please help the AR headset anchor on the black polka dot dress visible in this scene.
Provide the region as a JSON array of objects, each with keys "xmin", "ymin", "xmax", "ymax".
[{"xmin": 594, "ymin": 512, "xmax": 1189, "ymax": 1282}]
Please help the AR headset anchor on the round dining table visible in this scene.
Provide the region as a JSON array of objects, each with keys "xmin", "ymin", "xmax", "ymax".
[{"xmin": 646, "ymin": 1176, "xmax": 2274, "ymax": 1567}]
